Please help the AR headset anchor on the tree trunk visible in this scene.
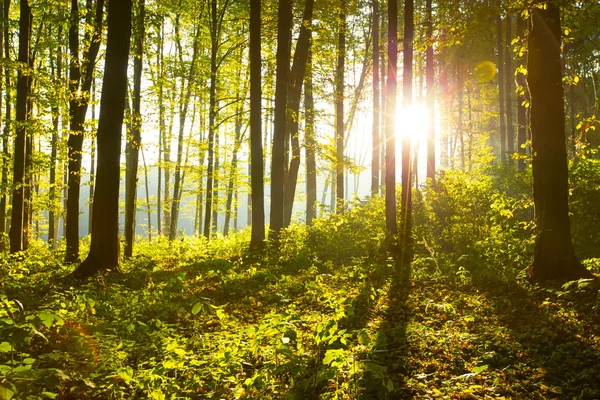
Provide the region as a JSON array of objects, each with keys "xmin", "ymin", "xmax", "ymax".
[
  {"xmin": 65, "ymin": 0, "xmax": 105, "ymax": 263},
  {"xmin": 248, "ymin": 0, "xmax": 264, "ymax": 244},
  {"xmin": 400, "ymin": 0, "xmax": 413, "ymax": 262},
  {"xmin": 269, "ymin": 0, "xmax": 292, "ymax": 240},
  {"xmin": 527, "ymin": 1, "xmax": 592, "ymax": 281},
  {"xmin": 505, "ymin": 14, "xmax": 514, "ymax": 163},
  {"xmin": 335, "ymin": 0, "xmax": 346, "ymax": 213},
  {"xmin": 305, "ymin": 46, "xmax": 317, "ymax": 225},
  {"xmin": 0, "ymin": 0, "xmax": 7, "ymax": 246},
  {"xmin": 124, "ymin": 0, "xmax": 145, "ymax": 257},
  {"xmin": 371, "ymin": 0, "xmax": 380, "ymax": 196},
  {"xmin": 457, "ymin": 68, "xmax": 464, "ymax": 171},
  {"xmin": 88, "ymin": 82, "xmax": 96, "ymax": 236},
  {"xmin": 156, "ymin": 19, "xmax": 164, "ymax": 236},
  {"xmin": 141, "ymin": 147, "xmax": 151, "ymax": 241},
  {"xmin": 282, "ymin": 0, "xmax": 314, "ymax": 227},
  {"xmin": 516, "ymin": 14, "xmax": 527, "ymax": 171},
  {"xmin": 385, "ymin": 0, "xmax": 397, "ymax": 235},
  {"xmin": 426, "ymin": 0, "xmax": 435, "ymax": 182},
  {"xmin": 71, "ymin": 0, "xmax": 132, "ymax": 278},
  {"xmin": 9, "ymin": 0, "xmax": 31, "ymax": 253},
  {"xmin": 496, "ymin": 10, "xmax": 506, "ymax": 162}
]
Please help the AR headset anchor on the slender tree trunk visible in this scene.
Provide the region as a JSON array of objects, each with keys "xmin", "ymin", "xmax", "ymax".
[
  {"xmin": 400, "ymin": 0, "xmax": 414, "ymax": 261},
  {"xmin": 283, "ymin": 0, "xmax": 314, "ymax": 227},
  {"xmin": 9, "ymin": 0, "xmax": 31, "ymax": 253},
  {"xmin": 72, "ymin": 0, "xmax": 132, "ymax": 278},
  {"xmin": 496, "ymin": 10, "xmax": 506, "ymax": 162},
  {"xmin": 506, "ymin": 14, "xmax": 514, "ymax": 164},
  {"xmin": 371, "ymin": 0, "xmax": 380, "ymax": 196},
  {"xmin": 380, "ymin": 20, "xmax": 386, "ymax": 196},
  {"xmin": 48, "ymin": 30, "xmax": 61, "ymax": 248},
  {"xmin": 141, "ymin": 147, "xmax": 151, "ymax": 240},
  {"xmin": 269, "ymin": 0, "xmax": 292, "ymax": 240},
  {"xmin": 385, "ymin": 0, "xmax": 397, "ymax": 236},
  {"xmin": 204, "ymin": 0, "xmax": 219, "ymax": 238},
  {"xmin": 169, "ymin": 20, "xmax": 201, "ymax": 240},
  {"xmin": 88, "ymin": 82, "xmax": 96, "ymax": 236},
  {"xmin": 124, "ymin": 0, "xmax": 145, "ymax": 257},
  {"xmin": 527, "ymin": 1, "xmax": 592, "ymax": 281},
  {"xmin": 65, "ymin": 0, "xmax": 105, "ymax": 263},
  {"xmin": 516, "ymin": 14, "xmax": 527, "ymax": 171},
  {"xmin": 156, "ymin": 20, "xmax": 164, "ymax": 236},
  {"xmin": 335, "ymin": 0, "xmax": 346, "ymax": 213},
  {"xmin": 305, "ymin": 46, "xmax": 317, "ymax": 225},
  {"xmin": 224, "ymin": 85, "xmax": 246, "ymax": 235},
  {"xmin": 426, "ymin": 0, "xmax": 435, "ymax": 181},
  {"xmin": 0, "ymin": 0, "xmax": 6, "ymax": 246},
  {"xmin": 457, "ymin": 68, "xmax": 465, "ymax": 171}
]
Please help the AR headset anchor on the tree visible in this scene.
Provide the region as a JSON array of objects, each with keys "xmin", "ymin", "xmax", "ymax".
[
  {"xmin": 496, "ymin": 8, "xmax": 506, "ymax": 162},
  {"xmin": 400, "ymin": 0, "xmax": 414, "ymax": 263},
  {"xmin": 385, "ymin": 0, "xmax": 397, "ymax": 236},
  {"xmin": 527, "ymin": 0, "xmax": 592, "ymax": 281},
  {"xmin": 371, "ymin": 0, "xmax": 380, "ymax": 196},
  {"xmin": 71, "ymin": 0, "xmax": 132, "ymax": 278},
  {"xmin": 269, "ymin": 0, "xmax": 292, "ymax": 240},
  {"xmin": 9, "ymin": 0, "xmax": 32, "ymax": 253},
  {"xmin": 426, "ymin": 0, "xmax": 435, "ymax": 182},
  {"xmin": 335, "ymin": 0, "xmax": 346, "ymax": 213},
  {"xmin": 249, "ymin": 0, "xmax": 265, "ymax": 247},
  {"xmin": 124, "ymin": 0, "xmax": 146, "ymax": 257},
  {"xmin": 65, "ymin": 0, "xmax": 105, "ymax": 263},
  {"xmin": 305, "ymin": 45, "xmax": 316, "ymax": 225}
]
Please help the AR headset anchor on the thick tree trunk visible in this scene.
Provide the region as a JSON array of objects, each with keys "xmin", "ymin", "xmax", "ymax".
[
  {"xmin": 385, "ymin": 0, "xmax": 397, "ymax": 235},
  {"xmin": 71, "ymin": 0, "xmax": 132, "ymax": 278},
  {"xmin": 282, "ymin": 0, "xmax": 314, "ymax": 227},
  {"xmin": 9, "ymin": 0, "xmax": 31, "ymax": 253},
  {"xmin": 249, "ymin": 0, "xmax": 264, "ymax": 246},
  {"xmin": 305, "ymin": 46, "xmax": 317, "ymax": 225},
  {"xmin": 426, "ymin": 0, "xmax": 435, "ymax": 182},
  {"xmin": 371, "ymin": 0, "xmax": 380, "ymax": 196},
  {"xmin": 335, "ymin": 0, "xmax": 346, "ymax": 213},
  {"xmin": 124, "ymin": 0, "xmax": 145, "ymax": 257},
  {"xmin": 65, "ymin": 0, "xmax": 104, "ymax": 263},
  {"xmin": 269, "ymin": 0, "xmax": 292, "ymax": 240},
  {"xmin": 527, "ymin": 2, "xmax": 592, "ymax": 281}
]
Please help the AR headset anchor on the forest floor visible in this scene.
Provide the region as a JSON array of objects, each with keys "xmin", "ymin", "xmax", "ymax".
[{"xmin": 1, "ymin": 233, "xmax": 600, "ymax": 399}]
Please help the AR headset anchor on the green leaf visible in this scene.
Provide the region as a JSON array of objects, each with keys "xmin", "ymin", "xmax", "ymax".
[
  {"xmin": 471, "ymin": 365, "xmax": 489, "ymax": 374},
  {"xmin": 0, "ymin": 342, "xmax": 12, "ymax": 353},
  {"xmin": 22, "ymin": 358, "xmax": 36, "ymax": 365},
  {"xmin": 0, "ymin": 382, "xmax": 16, "ymax": 400},
  {"xmin": 358, "ymin": 330, "xmax": 370, "ymax": 345},
  {"xmin": 191, "ymin": 302, "xmax": 202, "ymax": 316}
]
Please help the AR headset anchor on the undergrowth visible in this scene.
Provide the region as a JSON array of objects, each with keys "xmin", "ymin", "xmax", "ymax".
[{"xmin": 1, "ymin": 165, "xmax": 600, "ymax": 399}]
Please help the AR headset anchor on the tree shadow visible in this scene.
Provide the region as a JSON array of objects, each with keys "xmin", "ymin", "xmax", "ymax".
[{"xmin": 470, "ymin": 277, "xmax": 600, "ymax": 398}]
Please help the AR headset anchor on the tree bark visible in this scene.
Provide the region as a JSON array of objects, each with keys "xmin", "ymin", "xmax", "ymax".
[
  {"xmin": 505, "ymin": 14, "xmax": 514, "ymax": 163},
  {"xmin": 249, "ymin": 0, "xmax": 264, "ymax": 246},
  {"xmin": 516, "ymin": 14, "xmax": 527, "ymax": 171},
  {"xmin": 400, "ymin": 0, "xmax": 414, "ymax": 262},
  {"xmin": 305, "ymin": 46, "xmax": 317, "ymax": 225},
  {"xmin": 268, "ymin": 0, "xmax": 292, "ymax": 240},
  {"xmin": 0, "ymin": 0, "xmax": 7, "ymax": 246},
  {"xmin": 527, "ymin": 1, "xmax": 592, "ymax": 281},
  {"xmin": 385, "ymin": 0, "xmax": 397, "ymax": 235},
  {"xmin": 124, "ymin": 0, "xmax": 146, "ymax": 257},
  {"xmin": 71, "ymin": 0, "xmax": 132, "ymax": 278},
  {"xmin": 282, "ymin": 0, "xmax": 314, "ymax": 227},
  {"xmin": 65, "ymin": 0, "xmax": 105, "ymax": 263},
  {"xmin": 335, "ymin": 0, "xmax": 346, "ymax": 213},
  {"xmin": 426, "ymin": 0, "xmax": 435, "ymax": 182},
  {"xmin": 371, "ymin": 0, "xmax": 380, "ymax": 196},
  {"xmin": 9, "ymin": 0, "xmax": 31, "ymax": 253},
  {"xmin": 496, "ymin": 10, "xmax": 506, "ymax": 162}
]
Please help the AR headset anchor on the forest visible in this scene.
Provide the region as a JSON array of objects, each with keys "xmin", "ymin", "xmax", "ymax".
[{"xmin": 1, "ymin": 0, "xmax": 600, "ymax": 398}]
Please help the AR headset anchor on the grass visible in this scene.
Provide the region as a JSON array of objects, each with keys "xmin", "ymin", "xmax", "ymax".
[{"xmin": 1, "ymin": 223, "xmax": 600, "ymax": 399}]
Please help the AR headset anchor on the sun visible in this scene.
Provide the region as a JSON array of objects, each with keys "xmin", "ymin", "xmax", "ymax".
[{"xmin": 397, "ymin": 103, "xmax": 429, "ymax": 145}]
